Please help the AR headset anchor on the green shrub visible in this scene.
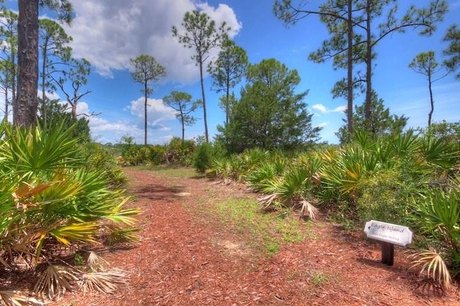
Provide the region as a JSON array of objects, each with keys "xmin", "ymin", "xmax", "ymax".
[
  {"xmin": 164, "ymin": 137, "xmax": 196, "ymax": 166},
  {"xmin": 149, "ymin": 145, "xmax": 166, "ymax": 165},
  {"xmin": 0, "ymin": 122, "xmax": 138, "ymax": 298},
  {"xmin": 355, "ymin": 169, "xmax": 413, "ymax": 224},
  {"xmin": 194, "ymin": 142, "xmax": 214, "ymax": 173},
  {"xmin": 82, "ymin": 143, "xmax": 126, "ymax": 188}
]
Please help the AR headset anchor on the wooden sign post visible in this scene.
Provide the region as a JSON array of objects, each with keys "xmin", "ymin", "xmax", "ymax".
[{"xmin": 364, "ymin": 220, "xmax": 413, "ymax": 266}]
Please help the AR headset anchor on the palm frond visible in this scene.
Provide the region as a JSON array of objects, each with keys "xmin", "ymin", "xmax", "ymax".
[
  {"xmin": 409, "ymin": 249, "xmax": 452, "ymax": 289},
  {"xmin": 0, "ymin": 290, "xmax": 45, "ymax": 306},
  {"xmin": 86, "ymin": 251, "xmax": 109, "ymax": 272},
  {"xmin": 257, "ymin": 193, "xmax": 279, "ymax": 210},
  {"xmin": 50, "ymin": 222, "xmax": 98, "ymax": 246},
  {"xmin": 299, "ymin": 200, "xmax": 318, "ymax": 220},
  {"xmin": 79, "ymin": 269, "xmax": 127, "ymax": 294},
  {"xmin": 34, "ymin": 265, "xmax": 79, "ymax": 300}
]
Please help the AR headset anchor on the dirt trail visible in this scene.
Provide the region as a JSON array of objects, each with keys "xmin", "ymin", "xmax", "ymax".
[{"xmin": 61, "ymin": 168, "xmax": 459, "ymax": 306}]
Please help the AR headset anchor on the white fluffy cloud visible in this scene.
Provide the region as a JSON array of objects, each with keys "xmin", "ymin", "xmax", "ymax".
[
  {"xmin": 312, "ymin": 103, "xmax": 347, "ymax": 114},
  {"xmin": 127, "ymin": 97, "xmax": 177, "ymax": 130},
  {"xmin": 64, "ymin": 1, "xmax": 242, "ymax": 83}
]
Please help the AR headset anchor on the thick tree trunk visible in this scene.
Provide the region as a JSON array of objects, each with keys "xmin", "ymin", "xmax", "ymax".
[
  {"xmin": 346, "ymin": 0, "xmax": 354, "ymax": 138},
  {"xmin": 199, "ymin": 59, "xmax": 209, "ymax": 142},
  {"xmin": 16, "ymin": 0, "xmax": 39, "ymax": 127},
  {"xmin": 144, "ymin": 81, "xmax": 148, "ymax": 146},
  {"xmin": 428, "ymin": 70, "xmax": 434, "ymax": 127}
]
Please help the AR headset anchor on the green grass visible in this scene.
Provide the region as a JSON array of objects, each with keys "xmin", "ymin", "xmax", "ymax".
[
  {"xmin": 214, "ymin": 198, "xmax": 311, "ymax": 256},
  {"xmin": 144, "ymin": 165, "xmax": 199, "ymax": 178},
  {"xmin": 309, "ymin": 270, "xmax": 333, "ymax": 287}
]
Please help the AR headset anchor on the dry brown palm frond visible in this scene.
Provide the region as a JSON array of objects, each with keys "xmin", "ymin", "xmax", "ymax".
[
  {"xmin": 34, "ymin": 265, "xmax": 80, "ymax": 300},
  {"xmin": 0, "ymin": 290, "xmax": 45, "ymax": 306},
  {"xmin": 299, "ymin": 200, "xmax": 318, "ymax": 221},
  {"xmin": 409, "ymin": 249, "xmax": 452, "ymax": 289},
  {"xmin": 86, "ymin": 251, "xmax": 109, "ymax": 272},
  {"xmin": 257, "ymin": 194, "xmax": 278, "ymax": 209},
  {"xmin": 79, "ymin": 269, "xmax": 127, "ymax": 294}
]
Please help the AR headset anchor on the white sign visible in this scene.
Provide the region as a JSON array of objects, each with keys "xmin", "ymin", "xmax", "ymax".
[{"xmin": 364, "ymin": 220, "xmax": 413, "ymax": 247}]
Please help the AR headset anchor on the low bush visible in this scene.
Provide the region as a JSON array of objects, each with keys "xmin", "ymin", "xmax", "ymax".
[{"xmin": 0, "ymin": 122, "xmax": 138, "ymax": 300}]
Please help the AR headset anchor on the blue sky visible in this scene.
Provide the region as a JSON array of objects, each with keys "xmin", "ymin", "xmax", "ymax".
[{"xmin": 3, "ymin": 0, "xmax": 460, "ymax": 144}]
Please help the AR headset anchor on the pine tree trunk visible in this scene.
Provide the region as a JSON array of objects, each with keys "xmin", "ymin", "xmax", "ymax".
[
  {"xmin": 346, "ymin": 0, "xmax": 354, "ymax": 138},
  {"xmin": 364, "ymin": 1, "xmax": 373, "ymax": 132},
  {"xmin": 4, "ymin": 86, "xmax": 8, "ymax": 118},
  {"xmin": 41, "ymin": 37, "xmax": 48, "ymax": 126},
  {"xmin": 11, "ymin": 48, "xmax": 17, "ymax": 118},
  {"xmin": 16, "ymin": 0, "xmax": 39, "ymax": 127},
  {"xmin": 181, "ymin": 119, "xmax": 185, "ymax": 143},
  {"xmin": 428, "ymin": 70, "xmax": 434, "ymax": 127},
  {"xmin": 225, "ymin": 71, "xmax": 230, "ymax": 126},
  {"xmin": 144, "ymin": 81, "xmax": 148, "ymax": 146},
  {"xmin": 199, "ymin": 58, "xmax": 209, "ymax": 142}
]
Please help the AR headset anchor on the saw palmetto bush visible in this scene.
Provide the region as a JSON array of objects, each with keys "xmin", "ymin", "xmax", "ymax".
[
  {"xmin": 409, "ymin": 188, "xmax": 460, "ymax": 289},
  {"xmin": 0, "ymin": 122, "xmax": 138, "ymax": 301},
  {"xmin": 256, "ymin": 156, "xmax": 320, "ymax": 220},
  {"xmin": 246, "ymin": 156, "xmax": 287, "ymax": 192}
]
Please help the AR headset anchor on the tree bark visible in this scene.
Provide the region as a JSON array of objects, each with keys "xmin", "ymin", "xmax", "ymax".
[
  {"xmin": 144, "ymin": 81, "xmax": 148, "ymax": 146},
  {"xmin": 346, "ymin": 0, "xmax": 354, "ymax": 138},
  {"xmin": 428, "ymin": 69, "xmax": 434, "ymax": 127},
  {"xmin": 225, "ymin": 70, "xmax": 230, "ymax": 126},
  {"xmin": 16, "ymin": 0, "xmax": 39, "ymax": 127},
  {"xmin": 4, "ymin": 85, "xmax": 8, "ymax": 118},
  {"xmin": 364, "ymin": 0, "xmax": 373, "ymax": 132},
  {"xmin": 181, "ymin": 118, "xmax": 185, "ymax": 143},
  {"xmin": 41, "ymin": 36, "xmax": 49, "ymax": 126},
  {"xmin": 11, "ymin": 48, "xmax": 17, "ymax": 118},
  {"xmin": 199, "ymin": 58, "xmax": 209, "ymax": 142}
]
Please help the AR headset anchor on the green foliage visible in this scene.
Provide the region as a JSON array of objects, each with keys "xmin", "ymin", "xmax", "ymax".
[
  {"xmin": 0, "ymin": 121, "xmax": 138, "ymax": 289},
  {"xmin": 164, "ymin": 137, "xmax": 196, "ymax": 166},
  {"xmin": 172, "ymin": 10, "xmax": 230, "ymax": 142},
  {"xmin": 412, "ymin": 190, "xmax": 460, "ymax": 252},
  {"xmin": 208, "ymin": 37, "xmax": 248, "ymax": 125},
  {"xmin": 419, "ymin": 120, "xmax": 460, "ymax": 144},
  {"xmin": 443, "ymin": 25, "xmax": 460, "ymax": 79},
  {"xmin": 82, "ymin": 143, "xmax": 126, "ymax": 189},
  {"xmin": 337, "ymin": 95, "xmax": 408, "ymax": 143},
  {"xmin": 163, "ymin": 92, "xmax": 200, "ymax": 142},
  {"xmin": 130, "ymin": 54, "xmax": 166, "ymax": 86},
  {"xmin": 118, "ymin": 137, "xmax": 196, "ymax": 167},
  {"xmin": 356, "ymin": 170, "xmax": 413, "ymax": 224},
  {"xmin": 193, "ymin": 142, "xmax": 216, "ymax": 173},
  {"xmin": 218, "ymin": 58, "xmax": 321, "ymax": 153},
  {"xmin": 130, "ymin": 54, "xmax": 166, "ymax": 145},
  {"xmin": 38, "ymin": 98, "xmax": 91, "ymax": 143},
  {"xmin": 205, "ymin": 127, "xmax": 460, "ymax": 282},
  {"xmin": 214, "ymin": 198, "xmax": 308, "ymax": 256}
]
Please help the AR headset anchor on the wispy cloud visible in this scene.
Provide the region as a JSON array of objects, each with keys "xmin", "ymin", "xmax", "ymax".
[
  {"xmin": 388, "ymin": 82, "xmax": 460, "ymax": 128},
  {"xmin": 312, "ymin": 103, "xmax": 347, "ymax": 114},
  {"xmin": 316, "ymin": 122, "xmax": 329, "ymax": 128}
]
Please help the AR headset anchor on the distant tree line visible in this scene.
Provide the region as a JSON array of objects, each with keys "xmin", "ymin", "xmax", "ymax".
[{"xmin": 9, "ymin": 1, "xmax": 459, "ymax": 147}]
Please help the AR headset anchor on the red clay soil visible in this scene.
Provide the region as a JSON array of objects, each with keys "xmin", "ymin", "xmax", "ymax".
[{"xmin": 59, "ymin": 168, "xmax": 460, "ymax": 306}]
